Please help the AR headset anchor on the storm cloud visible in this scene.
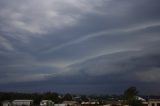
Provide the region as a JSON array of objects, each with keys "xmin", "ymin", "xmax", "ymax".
[{"xmin": 0, "ymin": 0, "xmax": 160, "ymax": 94}]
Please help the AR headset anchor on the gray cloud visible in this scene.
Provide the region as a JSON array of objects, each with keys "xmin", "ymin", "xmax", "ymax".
[{"xmin": 0, "ymin": 0, "xmax": 160, "ymax": 94}]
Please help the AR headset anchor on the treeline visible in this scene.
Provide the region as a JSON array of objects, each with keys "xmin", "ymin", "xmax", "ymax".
[
  {"xmin": 1, "ymin": 87, "xmax": 160, "ymax": 106},
  {"xmin": 0, "ymin": 92, "xmax": 125, "ymax": 104},
  {"xmin": 0, "ymin": 92, "xmax": 61, "ymax": 104},
  {"xmin": 0, "ymin": 92, "xmax": 126, "ymax": 105}
]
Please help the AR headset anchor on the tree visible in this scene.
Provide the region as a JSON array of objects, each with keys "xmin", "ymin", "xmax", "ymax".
[
  {"xmin": 63, "ymin": 93, "xmax": 72, "ymax": 101},
  {"xmin": 124, "ymin": 86, "xmax": 138, "ymax": 99},
  {"xmin": 32, "ymin": 93, "xmax": 41, "ymax": 105},
  {"xmin": 80, "ymin": 95, "xmax": 89, "ymax": 102},
  {"xmin": 42, "ymin": 92, "xmax": 60, "ymax": 103},
  {"xmin": 123, "ymin": 86, "xmax": 143, "ymax": 106}
]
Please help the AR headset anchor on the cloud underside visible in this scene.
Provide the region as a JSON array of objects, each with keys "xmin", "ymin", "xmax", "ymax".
[{"xmin": 0, "ymin": 0, "xmax": 160, "ymax": 94}]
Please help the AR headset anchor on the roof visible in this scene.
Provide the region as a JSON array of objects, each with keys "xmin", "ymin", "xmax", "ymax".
[
  {"xmin": 54, "ymin": 104, "xmax": 66, "ymax": 106},
  {"xmin": 135, "ymin": 96, "xmax": 146, "ymax": 101},
  {"xmin": 41, "ymin": 100, "xmax": 53, "ymax": 102},
  {"xmin": 81, "ymin": 102, "xmax": 99, "ymax": 105},
  {"xmin": 148, "ymin": 99, "xmax": 160, "ymax": 102},
  {"xmin": 103, "ymin": 105, "xmax": 111, "ymax": 106},
  {"xmin": 104, "ymin": 100, "xmax": 122, "ymax": 105},
  {"xmin": 13, "ymin": 100, "xmax": 33, "ymax": 102}
]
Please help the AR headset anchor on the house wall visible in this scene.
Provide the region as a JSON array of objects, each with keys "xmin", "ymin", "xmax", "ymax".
[
  {"xmin": 40, "ymin": 100, "xmax": 54, "ymax": 106},
  {"xmin": 3, "ymin": 103, "xmax": 11, "ymax": 106},
  {"xmin": 148, "ymin": 101, "xmax": 160, "ymax": 106},
  {"xmin": 12, "ymin": 101, "xmax": 33, "ymax": 106},
  {"xmin": 54, "ymin": 104, "xmax": 67, "ymax": 106}
]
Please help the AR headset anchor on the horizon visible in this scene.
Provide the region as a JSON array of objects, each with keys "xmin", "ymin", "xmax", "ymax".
[{"xmin": 0, "ymin": 0, "xmax": 160, "ymax": 94}]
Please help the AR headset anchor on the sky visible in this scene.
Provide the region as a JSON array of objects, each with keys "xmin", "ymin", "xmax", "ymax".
[{"xmin": 0, "ymin": 0, "xmax": 160, "ymax": 95}]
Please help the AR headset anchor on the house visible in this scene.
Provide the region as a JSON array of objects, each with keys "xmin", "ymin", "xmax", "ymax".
[
  {"xmin": 40, "ymin": 100, "xmax": 54, "ymax": 106},
  {"xmin": 136, "ymin": 96, "xmax": 148, "ymax": 106},
  {"xmin": 103, "ymin": 100, "xmax": 122, "ymax": 106},
  {"xmin": 81, "ymin": 101, "xmax": 100, "ymax": 106},
  {"xmin": 136, "ymin": 96, "xmax": 146, "ymax": 102},
  {"xmin": 63, "ymin": 101, "xmax": 78, "ymax": 106},
  {"xmin": 2, "ymin": 101, "xmax": 11, "ymax": 106},
  {"xmin": 12, "ymin": 100, "xmax": 33, "ymax": 106},
  {"xmin": 148, "ymin": 99, "xmax": 160, "ymax": 106},
  {"xmin": 54, "ymin": 104, "xmax": 67, "ymax": 106}
]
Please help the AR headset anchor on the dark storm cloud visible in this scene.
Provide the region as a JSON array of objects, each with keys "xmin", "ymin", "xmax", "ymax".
[{"xmin": 0, "ymin": 0, "xmax": 160, "ymax": 94}]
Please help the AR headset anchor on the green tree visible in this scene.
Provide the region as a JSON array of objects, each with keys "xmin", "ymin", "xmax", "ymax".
[
  {"xmin": 42, "ymin": 92, "xmax": 59, "ymax": 103},
  {"xmin": 80, "ymin": 95, "xmax": 89, "ymax": 102},
  {"xmin": 123, "ymin": 86, "xmax": 143, "ymax": 106},
  {"xmin": 63, "ymin": 93, "xmax": 72, "ymax": 101},
  {"xmin": 124, "ymin": 86, "xmax": 138, "ymax": 99}
]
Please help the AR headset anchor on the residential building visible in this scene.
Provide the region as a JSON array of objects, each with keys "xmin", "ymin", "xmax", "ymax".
[
  {"xmin": 54, "ymin": 104, "xmax": 67, "ymax": 106},
  {"xmin": 2, "ymin": 101, "xmax": 11, "ymax": 106},
  {"xmin": 81, "ymin": 101, "xmax": 100, "ymax": 106},
  {"xmin": 40, "ymin": 100, "xmax": 54, "ymax": 106},
  {"xmin": 12, "ymin": 100, "xmax": 33, "ymax": 106},
  {"xmin": 63, "ymin": 101, "xmax": 78, "ymax": 106},
  {"xmin": 148, "ymin": 99, "xmax": 160, "ymax": 106}
]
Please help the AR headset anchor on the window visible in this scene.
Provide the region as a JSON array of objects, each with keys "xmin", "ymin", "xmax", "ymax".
[
  {"xmin": 157, "ymin": 103, "xmax": 160, "ymax": 106},
  {"xmin": 152, "ymin": 103, "xmax": 155, "ymax": 106}
]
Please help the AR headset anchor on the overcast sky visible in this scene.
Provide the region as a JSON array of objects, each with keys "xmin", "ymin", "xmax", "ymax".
[{"xmin": 0, "ymin": 0, "xmax": 160, "ymax": 94}]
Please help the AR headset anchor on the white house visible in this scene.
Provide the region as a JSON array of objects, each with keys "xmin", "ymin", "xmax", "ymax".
[
  {"xmin": 2, "ymin": 101, "xmax": 11, "ymax": 106},
  {"xmin": 40, "ymin": 100, "xmax": 54, "ymax": 106},
  {"xmin": 63, "ymin": 101, "xmax": 78, "ymax": 106},
  {"xmin": 103, "ymin": 105, "xmax": 111, "ymax": 106},
  {"xmin": 12, "ymin": 100, "xmax": 33, "ymax": 106},
  {"xmin": 148, "ymin": 99, "xmax": 160, "ymax": 106},
  {"xmin": 81, "ymin": 101, "xmax": 99, "ymax": 106},
  {"xmin": 54, "ymin": 104, "xmax": 67, "ymax": 106}
]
